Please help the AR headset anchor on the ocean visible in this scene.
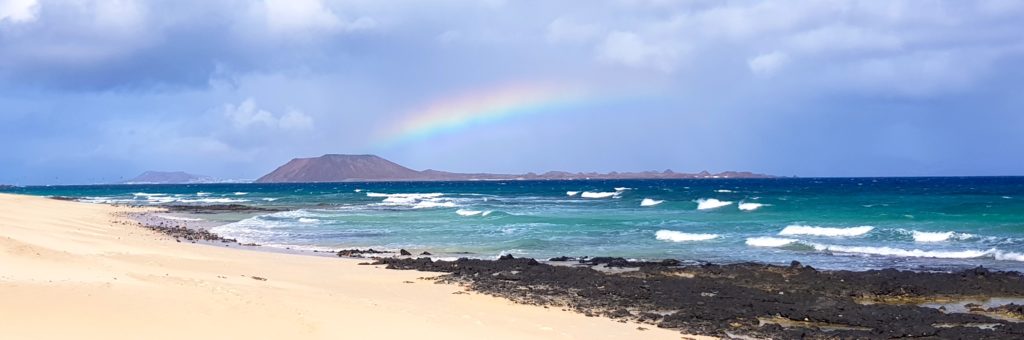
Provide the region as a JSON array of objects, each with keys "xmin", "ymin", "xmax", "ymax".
[{"xmin": 5, "ymin": 177, "xmax": 1024, "ymax": 271}]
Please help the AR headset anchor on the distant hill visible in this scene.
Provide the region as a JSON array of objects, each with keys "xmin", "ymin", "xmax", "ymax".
[
  {"xmin": 255, "ymin": 154, "xmax": 774, "ymax": 183},
  {"xmin": 124, "ymin": 171, "xmax": 216, "ymax": 184}
]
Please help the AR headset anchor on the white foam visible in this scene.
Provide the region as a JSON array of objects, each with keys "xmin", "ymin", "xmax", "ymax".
[
  {"xmin": 146, "ymin": 196, "xmax": 177, "ymax": 203},
  {"xmin": 695, "ymin": 198, "xmax": 732, "ymax": 210},
  {"xmin": 412, "ymin": 201, "xmax": 457, "ymax": 209},
  {"xmin": 738, "ymin": 202, "xmax": 765, "ymax": 211},
  {"xmin": 298, "ymin": 218, "xmax": 319, "ymax": 224},
  {"xmin": 456, "ymin": 209, "xmax": 483, "ymax": 216},
  {"xmin": 383, "ymin": 196, "xmax": 417, "ymax": 204},
  {"xmin": 779, "ymin": 225, "xmax": 874, "ymax": 237},
  {"xmin": 262, "ymin": 198, "xmax": 279, "ymax": 202},
  {"xmin": 177, "ymin": 198, "xmax": 249, "ymax": 204},
  {"xmin": 716, "ymin": 189, "xmax": 734, "ymax": 193},
  {"xmin": 265, "ymin": 209, "xmax": 319, "ymax": 219},
  {"xmin": 995, "ymin": 251, "xmax": 1024, "ymax": 261},
  {"xmin": 155, "ymin": 214, "xmax": 204, "ymax": 221},
  {"xmin": 196, "ymin": 192, "xmax": 211, "ymax": 197},
  {"xmin": 234, "ymin": 192, "xmax": 248, "ymax": 195},
  {"xmin": 911, "ymin": 231, "xmax": 952, "ymax": 242},
  {"xmin": 614, "ymin": 187, "xmax": 632, "ymax": 191},
  {"xmin": 566, "ymin": 191, "xmax": 580, "ymax": 197},
  {"xmin": 655, "ymin": 230, "xmax": 719, "ymax": 242},
  {"xmin": 368, "ymin": 192, "xmax": 444, "ymax": 200},
  {"xmin": 640, "ymin": 198, "xmax": 664, "ymax": 207},
  {"xmin": 746, "ymin": 237, "xmax": 798, "ymax": 247},
  {"xmin": 581, "ymin": 191, "xmax": 618, "ymax": 199},
  {"xmin": 354, "ymin": 189, "xmax": 363, "ymax": 193},
  {"xmin": 133, "ymin": 192, "xmax": 165, "ymax": 197},
  {"xmin": 808, "ymin": 243, "xmax": 996, "ymax": 260}
]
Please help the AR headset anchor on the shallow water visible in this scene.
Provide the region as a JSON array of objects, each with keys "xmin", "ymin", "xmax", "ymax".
[{"xmin": 6, "ymin": 177, "xmax": 1024, "ymax": 271}]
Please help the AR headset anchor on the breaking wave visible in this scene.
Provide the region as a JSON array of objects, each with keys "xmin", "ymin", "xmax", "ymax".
[
  {"xmin": 177, "ymin": 198, "xmax": 250, "ymax": 204},
  {"xmin": 808, "ymin": 243, "xmax": 1024, "ymax": 262},
  {"xmin": 412, "ymin": 201, "xmax": 457, "ymax": 209},
  {"xmin": 909, "ymin": 230, "xmax": 975, "ymax": 242},
  {"xmin": 456, "ymin": 209, "xmax": 493, "ymax": 216},
  {"xmin": 695, "ymin": 198, "xmax": 732, "ymax": 210},
  {"xmin": 581, "ymin": 191, "xmax": 618, "ymax": 199},
  {"xmin": 738, "ymin": 202, "xmax": 765, "ymax": 211},
  {"xmin": 746, "ymin": 237, "xmax": 799, "ymax": 247},
  {"xmin": 778, "ymin": 225, "xmax": 874, "ymax": 237},
  {"xmin": 640, "ymin": 198, "xmax": 664, "ymax": 207},
  {"xmin": 566, "ymin": 191, "xmax": 580, "ymax": 197},
  {"xmin": 655, "ymin": 230, "xmax": 719, "ymax": 242}
]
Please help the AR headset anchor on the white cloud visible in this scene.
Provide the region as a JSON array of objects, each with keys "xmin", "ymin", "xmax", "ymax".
[
  {"xmin": 0, "ymin": 0, "xmax": 38, "ymax": 23},
  {"xmin": 546, "ymin": 17, "xmax": 600, "ymax": 44},
  {"xmin": 223, "ymin": 98, "xmax": 313, "ymax": 131},
  {"xmin": 279, "ymin": 109, "xmax": 314, "ymax": 130},
  {"xmin": 787, "ymin": 25, "xmax": 903, "ymax": 54},
  {"xmin": 261, "ymin": 0, "xmax": 376, "ymax": 35},
  {"xmin": 747, "ymin": 51, "xmax": 789, "ymax": 77},
  {"xmin": 598, "ymin": 31, "xmax": 684, "ymax": 73}
]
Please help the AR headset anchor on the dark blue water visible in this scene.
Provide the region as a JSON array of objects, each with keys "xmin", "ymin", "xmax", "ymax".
[{"xmin": 5, "ymin": 177, "xmax": 1024, "ymax": 271}]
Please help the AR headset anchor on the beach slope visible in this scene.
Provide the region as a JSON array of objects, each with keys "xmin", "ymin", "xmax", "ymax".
[{"xmin": 0, "ymin": 194, "xmax": 695, "ymax": 340}]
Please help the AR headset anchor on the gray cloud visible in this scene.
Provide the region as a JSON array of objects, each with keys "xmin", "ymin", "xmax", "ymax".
[{"xmin": 1, "ymin": 0, "xmax": 1023, "ymax": 184}]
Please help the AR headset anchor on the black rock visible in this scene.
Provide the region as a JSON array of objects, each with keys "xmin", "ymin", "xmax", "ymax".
[
  {"xmin": 420, "ymin": 251, "xmax": 432, "ymax": 256},
  {"xmin": 400, "ymin": 249, "xmax": 412, "ymax": 256},
  {"xmin": 372, "ymin": 256, "xmax": 1024, "ymax": 339}
]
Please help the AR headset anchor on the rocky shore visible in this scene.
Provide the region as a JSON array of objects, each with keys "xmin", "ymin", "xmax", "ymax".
[
  {"xmin": 122, "ymin": 206, "xmax": 1024, "ymax": 339},
  {"xmin": 376, "ymin": 256, "xmax": 1024, "ymax": 339}
]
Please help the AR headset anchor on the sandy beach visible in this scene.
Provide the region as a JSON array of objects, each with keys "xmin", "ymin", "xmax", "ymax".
[{"xmin": 0, "ymin": 193, "xmax": 697, "ymax": 340}]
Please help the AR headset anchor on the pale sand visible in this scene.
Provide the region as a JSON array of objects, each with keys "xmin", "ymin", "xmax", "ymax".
[{"xmin": 0, "ymin": 194, "xmax": 708, "ymax": 340}]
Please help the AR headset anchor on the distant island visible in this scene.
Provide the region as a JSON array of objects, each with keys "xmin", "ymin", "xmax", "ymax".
[
  {"xmin": 123, "ymin": 171, "xmax": 217, "ymax": 184},
  {"xmin": 255, "ymin": 154, "xmax": 774, "ymax": 183}
]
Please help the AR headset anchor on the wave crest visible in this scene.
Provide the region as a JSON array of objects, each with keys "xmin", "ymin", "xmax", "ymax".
[
  {"xmin": 738, "ymin": 202, "xmax": 765, "ymax": 211},
  {"xmin": 910, "ymin": 230, "xmax": 975, "ymax": 242},
  {"xmin": 745, "ymin": 237, "xmax": 798, "ymax": 247},
  {"xmin": 581, "ymin": 191, "xmax": 618, "ymax": 199},
  {"xmin": 695, "ymin": 198, "xmax": 732, "ymax": 210},
  {"xmin": 779, "ymin": 225, "xmax": 874, "ymax": 237},
  {"xmin": 640, "ymin": 198, "xmax": 664, "ymax": 207},
  {"xmin": 655, "ymin": 230, "xmax": 719, "ymax": 242}
]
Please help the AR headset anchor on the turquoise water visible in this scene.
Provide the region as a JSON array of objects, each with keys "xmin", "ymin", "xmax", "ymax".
[{"xmin": 5, "ymin": 177, "xmax": 1024, "ymax": 271}]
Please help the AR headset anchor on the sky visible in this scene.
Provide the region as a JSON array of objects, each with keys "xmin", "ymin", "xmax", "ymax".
[{"xmin": 1, "ymin": 0, "xmax": 1023, "ymax": 184}]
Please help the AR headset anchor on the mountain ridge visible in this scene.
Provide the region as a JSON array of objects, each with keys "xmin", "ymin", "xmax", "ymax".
[{"xmin": 255, "ymin": 154, "xmax": 775, "ymax": 183}]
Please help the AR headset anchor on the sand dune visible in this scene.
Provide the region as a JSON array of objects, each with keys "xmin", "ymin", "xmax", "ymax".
[{"xmin": 0, "ymin": 194, "xmax": 697, "ymax": 340}]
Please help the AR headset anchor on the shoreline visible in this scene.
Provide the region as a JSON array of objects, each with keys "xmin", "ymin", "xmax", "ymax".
[
  {"xmin": 0, "ymin": 193, "xmax": 693, "ymax": 339},
  {"xmin": 127, "ymin": 199, "xmax": 1024, "ymax": 338},
  {"xmin": 4, "ymin": 193, "xmax": 1024, "ymax": 338}
]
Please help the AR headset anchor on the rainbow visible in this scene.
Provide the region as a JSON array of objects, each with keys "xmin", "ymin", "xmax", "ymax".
[{"xmin": 375, "ymin": 82, "xmax": 601, "ymax": 146}]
